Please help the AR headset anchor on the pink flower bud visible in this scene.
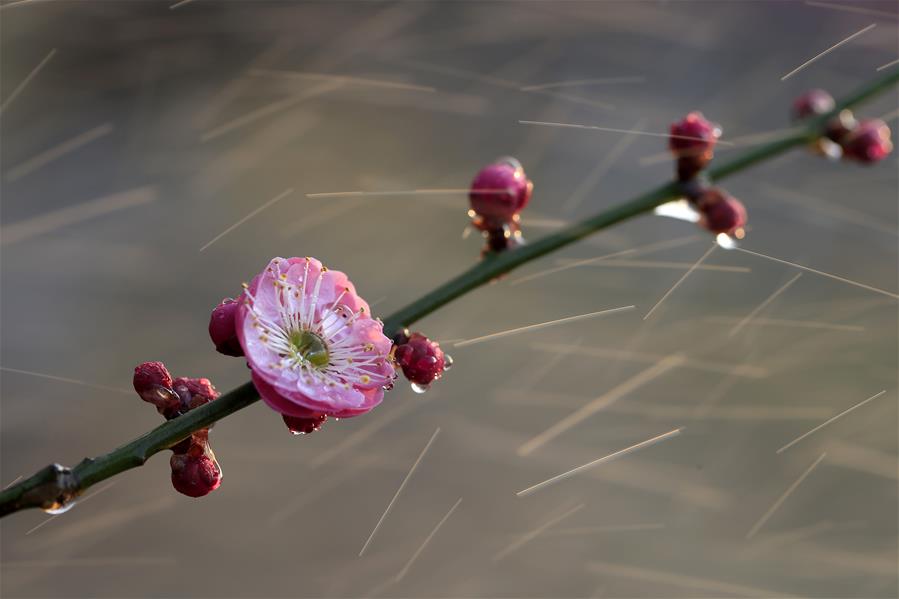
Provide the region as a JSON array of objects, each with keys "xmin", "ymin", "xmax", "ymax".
[
  {"xmin": 842, "ymin": 118, "xmax": 893, "ymax": 164},
  {"xmin": 170, "ymin": 450, "xmax": 222, "ymax": 498},
  {"xmin": 209, "ymin": 298, "xmax": 243, "ymax": 357},
  {"xmin": 469, "ymin": 158, "xmax": 533, "ymax": 228},
  {"xmin": 791, "ymin": 89, "xmax": 835, "ymax": 121},
  {"xmin": 282, "ymin": 414, "xmax": 327, "ymax": 435},
  {"xmin": 695, "ymin": 188, "xmax": 747, "ymax": 235},
  {"xmin": 669, "ymin": 112, "xmax": 721, "ymax": 158},
  {"xmin": 394, "ymin": 332, "xmax": 446, "ymax": 388},
  {"xmin": 133, "ymin": 361, "xmax": 181, "ymax": 418}
]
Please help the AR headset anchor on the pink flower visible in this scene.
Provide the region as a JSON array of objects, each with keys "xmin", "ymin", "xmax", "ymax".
[{"xmin": 237, "ymin": 257, "xmax": 395, "ymax": 419}]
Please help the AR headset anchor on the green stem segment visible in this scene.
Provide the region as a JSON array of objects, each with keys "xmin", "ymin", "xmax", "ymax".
[{"xmin": 2, "ymin": 70, "xmax": 896, "ymax": 518}]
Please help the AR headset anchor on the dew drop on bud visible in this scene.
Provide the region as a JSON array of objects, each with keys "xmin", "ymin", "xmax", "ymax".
[
  {"xmin": 410, "ymin": 382, "xmax": 430, "ymax": 394},
  {"xmin": 44, "ymin": 499, "xmax": 77, "ymax": 515},
  {"xmin": 443, "ymin": 354, "xmax": 454, "ymax": 371}
]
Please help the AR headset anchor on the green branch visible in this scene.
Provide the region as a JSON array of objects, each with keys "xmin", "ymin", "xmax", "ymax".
[{"xmin": 2, "ymin": 69, "xmax": 896, "ymax": 518}]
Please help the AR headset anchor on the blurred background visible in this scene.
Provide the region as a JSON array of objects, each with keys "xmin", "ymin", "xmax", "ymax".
[{"xmin": 1, "ymin": 1, "xmax": 897, "ymax": 597}]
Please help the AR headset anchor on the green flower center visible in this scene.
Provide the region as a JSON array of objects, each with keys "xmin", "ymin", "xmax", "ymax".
[{"xmin": 289, "ymin": 330, "xmax": 329, "ymax": 368}]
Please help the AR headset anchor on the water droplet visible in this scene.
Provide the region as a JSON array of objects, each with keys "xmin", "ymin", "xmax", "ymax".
[
  {"xmin": 654, "ymin": 199, "xmax": 701, "ymax": 223},
  {"xmin": 715, "ymin": 232, "xmax": 738, "ymax": 250},
  {"xmin": 44, "ymin": 499, "xmax": 77, "ymax": 515},
  {"xmin": 410, "ymin": 382, "xmax": 430, "ymax": 394},
  {"xmin": 496, "ymin": 156, "xmax": 523, "ymax": 171},
  {"xmin": 443, "ymin": 354, "xmax": 454, "ymax": 371}
]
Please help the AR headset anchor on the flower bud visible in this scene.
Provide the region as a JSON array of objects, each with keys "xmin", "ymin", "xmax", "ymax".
[
  {"xmin": 824, "ymin": 109, "xmax": 858, "ymax": 144},
  {"xmin": 209, "ymin": 298, "xmax": 243, "ymax": 357},
  {"xmin": 172, "ymin": 377, "xmax": 220, "ymax": 411},
  {"xmin": 695, "ymin": 188, "xmax": 747, "ymax": 235},
  {"xmin": 282, "ymin": 414, "xmax": 327, "ymax": 435},
  {"xmin": 842, "ymin": 118, "xmax": 893, "ymax": 163},
  {"xmin": 791, "ymin": 89, "xmax": 835, "ymax": 121},
  {"xmin": 669, "ymin": 112, "xmax": 720, "ymax": 157},
  {"xmin": 133, "ymin": 361, "xmax": 181, "ymax": 418},
  {"xmin": 469, "ymin": 158, "xmax": 533, "ymax": 228},
  {"xmin": 170, "ymin": 450, "xmax": 222, "ymax": 498},
  {"xmin": 394, "ymin": 332, "xmax": 446, "ymax": 388}
]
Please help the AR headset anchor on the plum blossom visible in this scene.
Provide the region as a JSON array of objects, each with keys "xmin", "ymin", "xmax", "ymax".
[{"xmin": 237, "ymin": 257, "xmax": 395, "ymax": 420}]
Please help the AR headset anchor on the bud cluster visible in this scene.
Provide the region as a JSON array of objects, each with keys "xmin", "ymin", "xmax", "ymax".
[
  {"xmin": 792, "ymin": 89, "xmax": 893, "ymax": 163},
  {"xmin": 133, "ymin": 362, "xmax": 223, "ymax": 497},
  {"xmin": 667, "ymin": 113, "xmax": 747, "ymax": 239}
]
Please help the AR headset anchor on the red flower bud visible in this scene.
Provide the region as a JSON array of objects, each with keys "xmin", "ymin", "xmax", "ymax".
[
  {"xmin": 469, "ymin": 158, "xmax": 532, "ymax": 228},
  {"xmin": 133, "ymin": 362, "xmax": 181, "ymax": 418},
  {"xmin": 791, "ymin": 89, "xmax": 835, "ymax": 121},
  {"xmin": 170, "ymin": 450, "xmax": 222, "ymax": 498},
  {"xmin": 669, "ymin": 112, "xmax": 721, "ymax": 158},
  {"xmin": 394, "ymin": 332, "xmax": 447, "ymax": 390},
  {"xmin": 209, "ymin": 298, "xmax": 243, "ymax": 357},
  {"xmin": 824, "ymin": 109, "xmax": 858, "ymax": 144},
  {"xmin": 695, "ymin": 188, "xmax": 747, "ymax": 235},
  {"xmin": 172, "ymin": 377, "xmax": 219, "ymax": 409},
  {"xmin": 842, "ymin": 118, "xmax": 893, "ymax": 164}
]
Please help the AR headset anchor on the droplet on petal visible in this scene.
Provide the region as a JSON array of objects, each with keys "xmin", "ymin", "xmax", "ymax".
[{"xmin": 282, "ymin": 414, "xmax": 327, "ymax": 435}]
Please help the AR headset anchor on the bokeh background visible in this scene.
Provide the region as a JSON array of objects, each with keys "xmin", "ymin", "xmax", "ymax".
[{"xmin": 1, "ymin": 1, "xmax": 897, "ymax": 597}]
